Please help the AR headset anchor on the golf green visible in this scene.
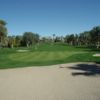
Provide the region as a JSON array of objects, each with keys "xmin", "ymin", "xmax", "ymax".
[{"xmin": 0, "ymin": 43, "xmax": 100, "ymax": 69}]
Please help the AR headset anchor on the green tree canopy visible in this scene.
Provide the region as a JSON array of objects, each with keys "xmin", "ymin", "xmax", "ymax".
[
  {"xmin": 90, "ymin": 26, "xmax": 100, "ymax": 48},
  {"xmin": 22, "ymin": 32, "xmax": 39, "ymax": 47},
  {"xmin": 0, "ymin": 20, "xmax": 7, "ymax": 26},
  {"xmin": 0, "ymin": 19, "xmax": 7, "ymax": 45}
]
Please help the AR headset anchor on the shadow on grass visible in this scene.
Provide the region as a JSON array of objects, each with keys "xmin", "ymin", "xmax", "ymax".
[
  {"xmin": 75, "ymin": 46, "xmax": 100, "ymax": 52},
  {"xmin": 68, "ymin": 63, "xmax": 100, "ymax": 76}
]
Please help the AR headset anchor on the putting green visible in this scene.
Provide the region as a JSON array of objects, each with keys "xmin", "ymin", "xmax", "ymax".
[
  {"xmin": 9, "ymin": 51, "xmax": 81, "ymax": 62},
  {"xmin": 0, "ymin": 43, "xmax": 100, "ymax": 68}
]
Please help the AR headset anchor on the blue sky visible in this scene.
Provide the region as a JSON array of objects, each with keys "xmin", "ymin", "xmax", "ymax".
[{"xmin": 0, "ymin": 0, "xmax": 100, "ymax": 37}]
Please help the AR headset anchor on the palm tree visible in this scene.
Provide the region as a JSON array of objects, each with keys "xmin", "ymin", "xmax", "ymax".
[
  {"xmin": 0, "ymin": 19, "xmax": 7, "ymax": 46},
  {"xmin": 53, "ymin": 34, "xmax": 55, "ymax": 43},
  {"xmin": 90, "ymin": 26, "xmax": 100, "ymax": 48}
]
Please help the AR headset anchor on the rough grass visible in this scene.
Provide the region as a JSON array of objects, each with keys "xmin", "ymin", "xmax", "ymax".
[{"xmin": 0, "ymin": 43, "xmax": 100, "ymax": 69}]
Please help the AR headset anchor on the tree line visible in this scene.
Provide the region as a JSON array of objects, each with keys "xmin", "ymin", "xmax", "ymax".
[
  {"xmin": 64, "ymin": 27, "xmax": 100, "ymax": 48},
  {"xmin": 0, "ymin": 20, "xmax": 40, "ymax": 48},
  {"xmin": 0, "ymin": 19, "xmax": 100, "ymax": 48}
]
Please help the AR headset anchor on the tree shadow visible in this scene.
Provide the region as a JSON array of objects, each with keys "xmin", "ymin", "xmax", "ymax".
[
  {"xmin": 75, "ymin": 46, "xmax": 100, "ymax": 52},
  {"xmin": 68, "ymin": 63, "xmax": 100, "ymax": 76}
]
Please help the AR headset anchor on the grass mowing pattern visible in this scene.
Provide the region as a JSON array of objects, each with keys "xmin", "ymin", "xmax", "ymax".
[
  {"xmin": 0, "ymin": 43, "xmax": 100, "ymax": 69},
  {"xmin": 9, "ymin": 51, "xmax": 81, "ymax": 62}
]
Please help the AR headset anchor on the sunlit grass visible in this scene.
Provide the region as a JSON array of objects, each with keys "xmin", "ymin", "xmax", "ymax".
[{"xmin": 0, "ymin": 43, "xmax": 100, "ymax": 69}]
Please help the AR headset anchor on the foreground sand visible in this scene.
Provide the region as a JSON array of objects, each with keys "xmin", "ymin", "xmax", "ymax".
[{"xmin": 0, "ymin": 62, "xmax": 100, "ymax": 100}]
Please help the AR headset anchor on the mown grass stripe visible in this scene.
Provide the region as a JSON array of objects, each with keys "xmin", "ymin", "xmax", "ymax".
[{"xmin": 31, "ymin": 51, "xmax": 48, "ymax": 61}]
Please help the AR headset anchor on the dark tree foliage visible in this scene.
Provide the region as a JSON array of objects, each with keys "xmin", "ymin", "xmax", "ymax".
[
  {"xmin": 64, "ymin": 26, "xmax": 100, "ymax": 48},
  {"xmin": 0, "ymin": 19, "xmax": 7, "ymax": 47},
  {"xmin": 22, "ymin": 32, "xmax": 39, "ymax": 47}
]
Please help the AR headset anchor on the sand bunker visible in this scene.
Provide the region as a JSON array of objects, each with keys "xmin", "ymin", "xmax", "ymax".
[
  {"xmin": 0, "ymin": 62, "xmax": 100, "ymax": 100},
  {"xmin": 17, "ymin": 49, "xmax": 29, "ymax": 52},
  {"xmin": 93, "ymin": 54, "xmax": 100, "ymax": 57}
]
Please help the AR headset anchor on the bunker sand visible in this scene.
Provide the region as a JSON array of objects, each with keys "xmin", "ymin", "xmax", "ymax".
[{"xmin": 0, "ymin": 62, "xmax": 100, "ymax": 100}]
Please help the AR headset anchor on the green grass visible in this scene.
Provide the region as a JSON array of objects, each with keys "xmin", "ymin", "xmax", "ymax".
[{"xmin": 0, "ymin": 43, "xmax": 100, "ymax": 69}]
